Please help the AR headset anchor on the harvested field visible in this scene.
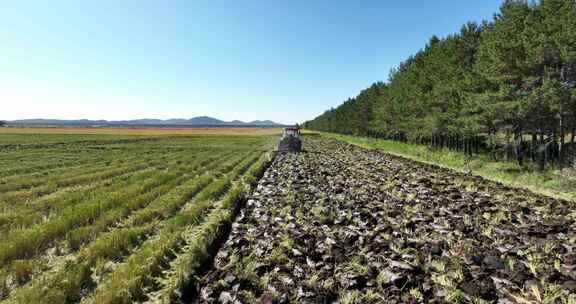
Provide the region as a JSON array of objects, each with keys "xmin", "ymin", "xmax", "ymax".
[
  {"xmin": 199, "ymin": 138, "xmax": 576, "ymax": 303},
  {"xmin": 0, "ymin": 127, "xmax": 282, "ymax": 138},
  {"xmin": 0, "ymin": 134, "xmax": 274, "ymax": 303}
]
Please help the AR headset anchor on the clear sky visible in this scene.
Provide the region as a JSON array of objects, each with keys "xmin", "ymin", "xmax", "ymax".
[{"xmin": 1, "ymin": 1, "xmax": 503, "ymax": 124}]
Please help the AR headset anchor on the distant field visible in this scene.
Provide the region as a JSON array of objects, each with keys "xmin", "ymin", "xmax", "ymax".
[
  {"xmin": 0, "ymin": 134, "xmax": 274, "ymax": 303},
  {"xmin": 0, "ymin": 127, "xmax": 282, "ymax": 137}
]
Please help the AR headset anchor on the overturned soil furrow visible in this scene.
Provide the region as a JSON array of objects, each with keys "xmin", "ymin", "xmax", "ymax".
[{"xmin": 197, "ymin": 138, "xmax": 575, "ymax": 303}]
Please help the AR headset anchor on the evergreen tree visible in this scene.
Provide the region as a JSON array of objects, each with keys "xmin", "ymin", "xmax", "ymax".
[{"xmin": 304, "ymin": 0, "xmax": 576, "ymax": 168}]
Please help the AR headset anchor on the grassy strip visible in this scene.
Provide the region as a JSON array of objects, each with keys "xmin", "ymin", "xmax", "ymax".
[
  {"xmin": 117, "ymin": 150, "xmax": 246, "ymax": 230},
  {"xmin": 154, "ymin": 153, "xmax": 270, "ymax": 303},
  {"xmin": 120, "ymin": 150, "xmax": 252, "ymax": 231},
  {"xmin": 0, "ymin": 145, "xmax": 126, "ymax": 177},
  {"xmin": 1, "ymin": 151, "xmax": 256, "ymax": 303},
  {"xmin": 122, "ymin": 153, "xmax": 246, "ymax": 228},
  {"xmin": 243, "ymin": 152, "xmax": 272, "ymax": 187},
  {"xmin": 155, "ymin": 187, "xmax": 245, "ymax": 304},
  {"xmin": 0, "ymin": 134, "xmax": 145, "ymax": 145},
  {"xmin": 0, "ymin": 161, "xmax": 150, "ymax": 206},
  {"xmin": 81, "ymin": 180, "xmax": 236, "ymax": 304},
  {"xmin": 0, "ymin": 145, "xmax": 188, "ymax": 196},
  {"xmin": 0, "ymin": 136, "xmax": 273, "ymax": 302},
  {"xmin": 227, "ymin": 152, "xmax": 263, "ymax": 180},
  {"xmin": 0, "ymin": 148, "xmax": 125, "ymax": 182},
  {"xmin": 0, "ymin": 152, "xmax": 192, "ymax": 230},
  {"xmin": 0, "ymin": 167, "xmax": 181, "ymax": 265},
  {"xmin": 0, "ymin": 225, "xmax": 155, "ymax": 303},
  {"xmin": 1, "ymin": 148, "xmax": 194, "ymax": 207},
  {"xmin": 0, "ymin": 167, "xmax": 159, "ymax": 231},
  {"xmin": 124, "ymin": 151, "xmax": 243, "ymax": 226},
  {"xmin": 0, "ymin": 151, "xmax": 235, "ymax": 291},
  {"xmin": 0, "ymin": 136, "xmax": 177, "ymax": 177},
  {"xmin": 0, "ymin": 155, "xmax": 88, "ymax": 177},
  {"xmin": 79, "ymin": 153, "xmax": 264, "ymax": 304},
  {"xmin": 2, "ymin": 174, "xmax": 223, "ymax": 303},
  {"xmin": 320, "ymin": 133, "xmax": 576, "ymax": 202},
  {"xmin": 63, "ymin": 169, "xmax": 191, "ymax": 250},
  {"xmin": 0, "ymin": 152, "xmax": 151, "ymax": 193}
]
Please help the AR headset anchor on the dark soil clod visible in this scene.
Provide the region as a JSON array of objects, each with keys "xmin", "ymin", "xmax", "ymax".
[{"xmin": 195, "ymin": 138, "xmax": 576, "ymax": 303}]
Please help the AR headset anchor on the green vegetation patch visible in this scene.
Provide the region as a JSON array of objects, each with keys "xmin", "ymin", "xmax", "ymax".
[
  {"xmin": 0, "ymin": 134, "xmax": 274, "ymax": 303},
  {"xmin": 322, "ymin": 132, "xmax": 576, "ymax": 202}
]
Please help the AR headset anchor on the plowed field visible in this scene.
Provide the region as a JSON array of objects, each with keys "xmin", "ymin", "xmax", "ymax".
[{"xmin": 199, "ymin": 138, "xmax": 575, "ymax": 304}]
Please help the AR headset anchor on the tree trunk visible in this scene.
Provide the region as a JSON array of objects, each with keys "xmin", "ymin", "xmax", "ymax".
[
  {"xmin": 490, "ymin": 131, "xmax": 497, "ymax": 161},
  {"xmin": 505, "ymin": 129, "xmax": 510, "ymax": 162},
  {"xmin": 531, "ymin": 132, "xmax": 537, "ymax": 162},
  {"xmin": 559, "ymin": 112, "xmax": 565, "ymax": 168},
  {"xmin": 571, "ymin": 119, "xmax": 575, "ymax": 144},
  {"xmin": 515, "ymin": 131, "xmax": 524, "ymax": 167},
  {"xmin": 475, "ymin": 136, "xmax": 479, "ymax": 154},
  {"xmin": 539, "ymin": 134, "xmax": 547, "ymax": 171}
]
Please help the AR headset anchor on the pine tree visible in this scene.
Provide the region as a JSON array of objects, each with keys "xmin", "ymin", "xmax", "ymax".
[{"xmin": 305, "ymin": 0, "xmax": 576, "ymax": 168}]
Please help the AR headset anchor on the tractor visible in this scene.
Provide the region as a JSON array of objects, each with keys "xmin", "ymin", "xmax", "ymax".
[{"xmin": 278, "ymin": 127, "xmax": 302, "ymax": 152}]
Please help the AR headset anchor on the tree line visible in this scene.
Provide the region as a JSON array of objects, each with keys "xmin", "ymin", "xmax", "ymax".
[{"xmin": 304, "ymin": 0, "xmax": 576, "ymax": 169}]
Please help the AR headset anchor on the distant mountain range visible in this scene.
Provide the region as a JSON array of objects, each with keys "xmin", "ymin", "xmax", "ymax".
[{"xmin": 8, "ymin": 116, "xmax": 286, "ymax": 127}]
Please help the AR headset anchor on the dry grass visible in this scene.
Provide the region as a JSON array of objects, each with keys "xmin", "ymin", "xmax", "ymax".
[
  {"xmin": 0, "ymin": 127, "xmax": 282, "ymax": 136},
  {"xmin": 0, "ymin": 135, "xmax": 274, "ymax": 303}
]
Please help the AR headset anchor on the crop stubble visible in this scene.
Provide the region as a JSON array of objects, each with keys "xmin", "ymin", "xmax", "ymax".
[
  {"xmin": 199, "ymin": 138, "xmax": 575, "ymax": 303},
  {"xmin": 1, "ymin": 134, "xmax": 574, "ymax": 303},
  {"xmin": 0, "ymin": 135, "xmax": 273, "ymax": 304}
]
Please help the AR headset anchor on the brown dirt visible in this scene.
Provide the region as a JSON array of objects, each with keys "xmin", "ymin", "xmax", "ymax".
[{"xmin": 196, "ymin": 138, "xmax": 576, "ymax": 303}]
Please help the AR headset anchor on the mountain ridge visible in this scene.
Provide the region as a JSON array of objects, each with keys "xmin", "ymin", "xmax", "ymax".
[{"xmin": 8, "ymin": 116, "xmax": 286, "ymax": 126}]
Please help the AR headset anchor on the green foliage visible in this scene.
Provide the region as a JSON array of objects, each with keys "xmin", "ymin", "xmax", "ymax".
[{"xmin": 305, "ymin": 0, "xmax": 576, "ymax": 168}]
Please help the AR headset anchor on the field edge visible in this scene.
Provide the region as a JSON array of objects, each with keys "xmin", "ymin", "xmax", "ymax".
[{"xmin": 315, "ymin": 132, "xmax": 576, "ymax": 203}]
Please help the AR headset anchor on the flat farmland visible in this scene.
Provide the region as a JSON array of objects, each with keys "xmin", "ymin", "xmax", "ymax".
[
  {"xmin": 0, "ymin": 132, "xmax": 274, "ymax": 303},
  {"xmin": 0, "ymin": 127, "xmax": 282, "ymax": 139},
  {"xmin": 1, "ymin": 130, "xmax": 575, "ymax": 304}
]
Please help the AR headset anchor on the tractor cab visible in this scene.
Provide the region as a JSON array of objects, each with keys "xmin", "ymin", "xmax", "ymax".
[{"xmin": 278, "ymin": 127, "xmax": 302, "ymax": 152}]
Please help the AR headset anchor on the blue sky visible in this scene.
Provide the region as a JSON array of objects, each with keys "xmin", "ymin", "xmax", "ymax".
[{"xmin": 1, "ymin": 1, "xmax": 503, "ymax": 124}]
